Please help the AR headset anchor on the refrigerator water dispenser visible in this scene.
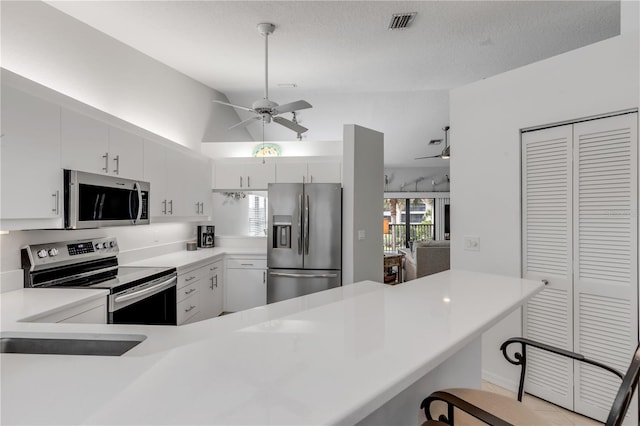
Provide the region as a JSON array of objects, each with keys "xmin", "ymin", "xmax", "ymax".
[{"xmin": 272, "ymin": 215, "xmax": 292, "ymax": 249}]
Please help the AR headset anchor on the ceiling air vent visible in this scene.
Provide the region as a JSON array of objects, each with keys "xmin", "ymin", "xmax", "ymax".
[{"xmin": 388, "ymin": 12, "xmax": 417, "ymax": 30}]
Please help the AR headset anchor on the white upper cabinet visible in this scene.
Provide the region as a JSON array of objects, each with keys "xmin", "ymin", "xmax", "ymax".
[
  {"xmin": 1, "ymin": 86, "xmax": 63, "ymax": 225},
  {"xmin": 275, "ymin": 162, "xmax": 308, "ymax": 183},
  {"xmin": 275, "ymin": 159, "xmax": 342, "ymax": 184},
  {"xmin": 214, "ymin": 160, "xmax": 275, "ymax": 190},
  {"xmin": 307, "ymin": 160, "xmax": 341, "ymax": 183},
  {"xmin": 108, "ymin": 126, "xmax": 143, "ymax": 180},
  {"xmin": 61, "ymin": 108, "xmax": 109, "ymax": 174},
  {"xmin": 61, "ymin": 108, "xmax": 143, "ymax": 180},
  {"xmin": 143, "ymin": 139, "xmax": 168, "ymax": 218},
  {"xmin": 144, "ymin": 141, "xmax": 211, "ymax": 220}
]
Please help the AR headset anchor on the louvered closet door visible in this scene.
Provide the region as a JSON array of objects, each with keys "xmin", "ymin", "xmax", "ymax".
[
  {"xmin": 522, "ymin": 125, "xmax": 574, "ymax": 410},
  {"xmin": 573, "ymin": 113, "xmax": 638, "ymax": 424}
]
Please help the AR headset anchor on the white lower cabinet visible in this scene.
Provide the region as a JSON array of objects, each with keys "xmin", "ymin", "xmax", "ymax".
[
  {"xmin": 224, "ymin": 257, "xmax": 267, "ymax": 312},
  {"xmin": 176, "ymin": 258, "xmax": 224, "ymax": 325},
  {"xmin": 30, "ymin": 297, "xmax": 107, "ymax": 324}
]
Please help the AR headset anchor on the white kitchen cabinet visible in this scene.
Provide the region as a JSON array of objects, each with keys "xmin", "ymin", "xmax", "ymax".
[
  {"xmin": 176, "ymin": 258, "xmax": 224, "ymax": 325},
  {"xmin": 198, "ymin": 260, "xmax": 224, "ymax": 319},
  {"xmin": 144, "ymin": 141, "xmax": 211, "ymax": 220},
  {"xmin": 307, "ymin": 160, "xmax": 341, "ymax": 183},
  {"xmin": 0, "ymin": 85, "xmax": 63, "ymax": 227},
  {"xmin": 61, "ymin": 108, "xmax": 143, "ymax": 180},
  {"xmin": 214, "ymin": 160, "xmax": 275, "ymax": 190},
  {"xmin": 224, "ymin": 257, "xmax": 267, "ymax": 312},
  {"xmin": 30, "ymin": 297, "xmax": 107, "ymax": 324},
  {"xmin": 143, "ymin": 139, "xmax": 168, "ymax": 217},
  {"xmin": 275, "ymin": 162, "xmax": 308, "ymax": 183},
  {"xmin": 108, "ymin": 126, "xmax": 143, "ymax": 180},
  {"xmin": 274, "ymin": 159, "xmax": 342, "ymax": 184}
]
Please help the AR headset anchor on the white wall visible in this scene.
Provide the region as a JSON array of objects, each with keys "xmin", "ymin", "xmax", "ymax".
[
  {"xmin": 0, "ymin": 0, "xmax": 251, "ymax": 152},
  {"xmin": 343, "ymin": 125, "xmax": 384, "ymax": 285},
  {"xmin": 450, "ymin": 32, "xmax": 639, "ymax": 388},
  {"xmin": 202, "ymin": 140, "xmax": 342, "ymax": 159},
  {"xmin": 384, "ymin": 167, "xmax": 450, "ymax": 193}
]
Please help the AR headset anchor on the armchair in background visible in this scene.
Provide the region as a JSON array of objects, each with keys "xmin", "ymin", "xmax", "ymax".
[{"xmin": 401, "ymin": 240, "xmax": 450, "ymax": 281}]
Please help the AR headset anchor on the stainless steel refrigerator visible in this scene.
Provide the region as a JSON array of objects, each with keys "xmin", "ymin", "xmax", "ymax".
[{"xmin": 267, "ymin": 183, "xmax": 342, "ymax": 303}]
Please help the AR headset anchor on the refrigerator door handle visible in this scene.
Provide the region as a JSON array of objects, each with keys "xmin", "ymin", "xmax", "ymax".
[
  {"xmin": 297, "ymin": 193, "xmax": 303, "ymax": 255},
  {"xmin": 305, "ymin": 194, "xmax": 310, "ymax": 255},
  {"xmin": 269, "ymin": 272, "xmax": 339, "ymax": 279}
]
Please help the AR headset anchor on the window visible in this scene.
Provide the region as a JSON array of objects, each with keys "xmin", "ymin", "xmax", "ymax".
[
  {"xmin": 248, "ymin": 194, "xmax": 267, "ymax": 237},
  {"xmin": 383, "ymin": 198, "xmax": 434, "ymax": 252}
]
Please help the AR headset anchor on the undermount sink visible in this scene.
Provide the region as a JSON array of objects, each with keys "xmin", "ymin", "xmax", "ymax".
[{"xmin": 0, "ymin": 332, "xmax": 146, "ymax": 356}]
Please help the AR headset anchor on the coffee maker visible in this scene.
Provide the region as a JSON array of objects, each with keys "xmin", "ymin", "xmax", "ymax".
[{"xmin": 197, "ymin": 225, "xmax": 215, "ymax": 248}]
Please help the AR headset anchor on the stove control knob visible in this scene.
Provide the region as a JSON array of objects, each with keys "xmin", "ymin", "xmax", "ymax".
[
  {"xmin": 95, "ymin": 243, "xmax": 103, "ymax": 250},
  {"xmin": 37, "ymin": 249, "xmax": 48, "ymax": 258},
  {"xmin": 48, "ymin": 248, "xmax": 59, "ymax": 257},
  {"xmin": 109, "ymin": 241, "xmax": 116, "ymax": 248}
]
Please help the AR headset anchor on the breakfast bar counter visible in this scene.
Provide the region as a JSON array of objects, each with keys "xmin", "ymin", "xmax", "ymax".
[{"xmin": 1, "ymin": 270, "xmax": 543, "ymax": 425}]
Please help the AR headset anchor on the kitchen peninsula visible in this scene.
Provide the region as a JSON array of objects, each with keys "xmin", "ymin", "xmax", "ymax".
[{"xmin": 1, "ymin": 270, "xmax": 543, "ymax": 425}]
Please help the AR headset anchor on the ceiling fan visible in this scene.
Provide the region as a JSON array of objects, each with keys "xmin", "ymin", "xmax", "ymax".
[
  {"xmin": 415, "ymin": 126, "xmax": 451, "ymax": 160},
  {"xmin": 213, "ymin": 23, "xmax": 312, "ymax": 134}
]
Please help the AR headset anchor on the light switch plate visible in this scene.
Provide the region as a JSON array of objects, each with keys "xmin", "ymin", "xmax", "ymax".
[
  {"xmin": 464, "ymin": 235, "xmax": 480, "ymax": 251},
  {"xmin": 357, "ymin": 230, "xmax": 366, "ymax": 240}
]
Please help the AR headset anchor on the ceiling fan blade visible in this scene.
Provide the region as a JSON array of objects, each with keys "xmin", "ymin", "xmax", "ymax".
[
  {"xmin": 212, "ymin": 99, "xmax": 256, "ymax": 113},
  {"xmin": 273, "ymin": 100, "xmax": 312, "ymax": 115},
  {"xmin": 273, "ymin": 116, "xmax": 308, "ymax": 133},
  {"xmin": 228, "ymin": 116, "xmax": 261, "ymax": 130}
]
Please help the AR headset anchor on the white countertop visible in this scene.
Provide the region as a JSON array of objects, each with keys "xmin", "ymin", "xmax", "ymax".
[
  {"xmin": 1, "ymin": 270, "xmax": 543, "ymax": 425},
  {"xmin": 123, "ymin": 247, "xmax": 265, "ymax": 272}
]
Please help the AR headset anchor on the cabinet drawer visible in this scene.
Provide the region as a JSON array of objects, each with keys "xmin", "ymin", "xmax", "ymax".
[
  {"xmin": 177, "ymin": 296, "xmax": 199, "ymax": 325},
  {"xmin": 176, "ymin": 281, "xmax": 199, "ymax": 303},
  {"xmin": 177, "ymin": 267, "xmax": 208, "ymax": 289},
  {"xmin": 226, "ymin": 258, "xmax": 267, "ymax": 269}
]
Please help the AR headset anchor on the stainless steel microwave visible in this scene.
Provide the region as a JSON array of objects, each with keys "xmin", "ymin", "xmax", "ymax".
[{"xmin": 64, "ymin": 170, "xmax": 150, "ymax": 229}]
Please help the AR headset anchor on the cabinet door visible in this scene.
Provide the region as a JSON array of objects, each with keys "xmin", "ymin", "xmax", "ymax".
[
  {"xmin": 1, "ymin": 86, "xmax": 62, "ymax": 221},
  {"xmin": 276, "ymin": 162, "xmax": 307, "ymax": 183},
  {"xmin": 143, "ymin": 140, "xmax": 168, "ymax": 217},
  {"xmin": 224, "ymin": 268, "xmax": 266, "ymax": 312},
  {"xmin": 109, "ymin": 126, "xmax": 143, "ymax": 180},
  {"xmin": 210, "ymin": 260, "xmax": 224, "ymax": 316},
  {"xmin": 164, "ymin": 150, "xmax": 189, "ymax": 216},
  {"xmin": 307, "ymin": 160, "xmax": 341, "ymax": 183},
  {"xmin": 245, "ymin": 162, "xmax": 275, "ymax": 189},
  {"xmin": 215, "ymin": 162, "xmax": 246, "ymax": 189},
  {"xmin": 197, "ymin": 157, "xmax": 213, "ymax": 217},
  {"xmin": 61, "ymin": 108, "xmax": 109, "ymax": 174}
]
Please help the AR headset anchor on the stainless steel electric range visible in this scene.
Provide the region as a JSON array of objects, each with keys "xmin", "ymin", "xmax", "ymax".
[{"xmin": 22, "ymin": 237, "xmax": 177, "ymax": 325}]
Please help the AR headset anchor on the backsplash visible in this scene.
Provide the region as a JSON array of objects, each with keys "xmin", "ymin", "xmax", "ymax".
[{"xmin": 0, "ymin": 222, "xmax": 194, "ymax": 275}]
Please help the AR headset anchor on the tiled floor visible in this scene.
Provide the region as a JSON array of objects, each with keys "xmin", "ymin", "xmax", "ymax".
[
  {"xmin": 417, "ymin": 381, "xmax": 603, "ymax": 425},
  {"xmin": 481, "ymin": 381, "xmax": 602, "ymax": 426}
]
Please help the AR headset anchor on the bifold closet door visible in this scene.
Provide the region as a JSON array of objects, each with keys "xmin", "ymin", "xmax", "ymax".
[
  {"xmin": 521, "ymin": 124, "xmax": 574, "ymax": 410},
  {"xmin": 572, "ymin": 113, "xmax": 638, "ymax": 424}
]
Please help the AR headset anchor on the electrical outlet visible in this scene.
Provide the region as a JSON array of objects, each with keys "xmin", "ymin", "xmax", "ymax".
[
  {"xmin": 464, "ymin": 235, "xmax": 480, "ymax": 251},
  {"xmin": 357, "ymin": 230, "xmax": 366, "ymax": 240}
]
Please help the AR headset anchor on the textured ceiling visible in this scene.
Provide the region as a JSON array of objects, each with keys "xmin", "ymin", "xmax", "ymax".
[{"xmin": 46, "ymin": 1, "xmax": 620, "ymax": 167}]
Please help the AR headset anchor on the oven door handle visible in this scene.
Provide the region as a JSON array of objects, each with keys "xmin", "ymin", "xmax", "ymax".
[{"xmin": 114, "ymin": 276, "xmax": 176, "ymax": 304}]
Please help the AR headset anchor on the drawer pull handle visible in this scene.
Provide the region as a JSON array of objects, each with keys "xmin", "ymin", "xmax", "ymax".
[
  {"xmin": 240, "ymin": 263, "xmax": 254, "ymax": 266},
  {"xmin": 185, "ymin": 288, "xmax": 196, "ymax": 295},
  {"xmin": 185, "ymin": 305, "xmax": 196, "ymax": 313},
  {"xmin": 185, "ymin": 276, "xmax": 196, "ymax": 282}
]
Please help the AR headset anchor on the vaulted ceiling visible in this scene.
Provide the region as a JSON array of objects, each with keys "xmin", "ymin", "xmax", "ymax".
[{"xmin": 47, "ymin": 1, "xmax": 620, "ymax": 167}]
